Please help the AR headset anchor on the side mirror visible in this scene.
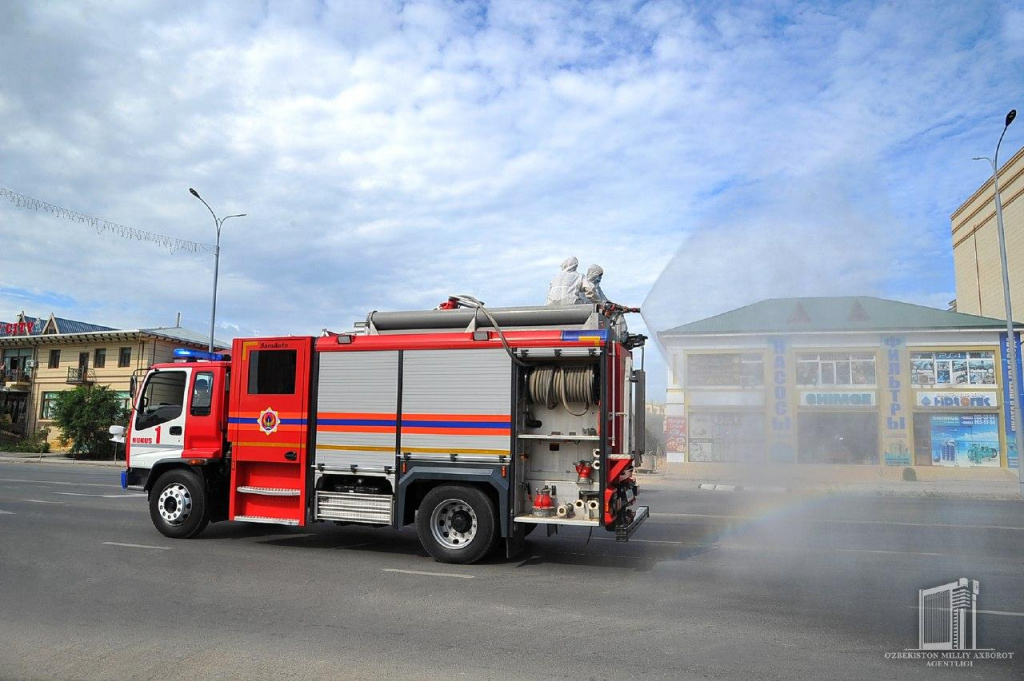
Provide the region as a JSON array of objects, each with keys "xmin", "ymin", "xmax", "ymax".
[{"xmin": 130, "ymin": 375, "xmax": 137, "ymax": 399}]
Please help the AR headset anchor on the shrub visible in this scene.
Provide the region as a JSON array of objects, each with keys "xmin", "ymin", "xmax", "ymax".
[
  {"xmin": 7, "ymin": 428, "xmax": 51, "ymax": 453},
  {"xmin": 51, "ymin": 387, "xmax": 127, "ymax": 459}
]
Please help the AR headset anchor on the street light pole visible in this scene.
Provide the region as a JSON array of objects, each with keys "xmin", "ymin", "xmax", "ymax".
[
  {"xmin": 189, "ymin": 188, "xmax": 246, "ymax": 353},
  {"xmin": 975, "ymin": 109, "xmax": 1021, "ymax": 496}
]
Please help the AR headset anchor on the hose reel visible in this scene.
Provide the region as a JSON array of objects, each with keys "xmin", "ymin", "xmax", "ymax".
[{"xmin": 526, "ymin": 365, "xmax": 598, "ymax": 416}]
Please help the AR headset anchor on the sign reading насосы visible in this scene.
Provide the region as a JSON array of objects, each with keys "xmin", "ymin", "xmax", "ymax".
[{"xmin": 916, "ymin": 391, "xmax": 998, "ymax": 408}]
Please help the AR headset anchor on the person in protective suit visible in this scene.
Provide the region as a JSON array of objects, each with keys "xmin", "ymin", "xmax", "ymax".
[
  {"xmin": 546, "ymin": 256, "xmax": 584, "ymax": 305},
  {"xmin": 579, "ymin": 264, "xmax": 608, "ymax": 304}
]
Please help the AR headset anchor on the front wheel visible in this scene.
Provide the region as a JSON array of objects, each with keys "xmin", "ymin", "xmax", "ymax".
[
  {"xmin": 149, "ymin": 469, "xmax": 210, "ymax": 539},
  {"xmin": 417, "ymin": 485, "xmax": 497, "ymax": 564}
]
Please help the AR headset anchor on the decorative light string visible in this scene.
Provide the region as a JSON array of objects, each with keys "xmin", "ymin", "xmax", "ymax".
[{"xmin": 0, "ymin": 186, "xmax": 214, "ymax": 255}]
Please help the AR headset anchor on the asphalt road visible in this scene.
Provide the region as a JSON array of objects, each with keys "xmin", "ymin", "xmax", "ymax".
[{"xmin": 1, "ymin": 462, "xmax": 1022, "ymax": 680}]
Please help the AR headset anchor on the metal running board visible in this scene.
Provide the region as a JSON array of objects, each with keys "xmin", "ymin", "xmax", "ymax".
[
  {"xmin": 234, "ymin": 515, "xmax": 300, "ymax": 526},
  {"xmin": 236, "ymin": 486, "xmax": 301, "ymax": 497},
  {"xmin": 316, "ymin": 491, "xmax": 393, "ymax": 524}
]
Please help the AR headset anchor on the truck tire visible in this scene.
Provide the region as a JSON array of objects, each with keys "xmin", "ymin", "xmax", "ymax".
[
  {"xmin": 149, "ymin": 469, "xmax": 210, "ymax": 539},
  {"xmin": 417, "ymin": 485, "xmax": 496, "ymax": 565}
]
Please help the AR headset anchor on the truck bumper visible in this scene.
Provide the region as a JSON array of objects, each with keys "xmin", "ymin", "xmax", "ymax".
[{"xmin": 615, "ymin": 505, "xmax": 649, "ymax": 542}]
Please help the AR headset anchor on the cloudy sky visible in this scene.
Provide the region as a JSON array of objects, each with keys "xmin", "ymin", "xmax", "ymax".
[{"xmin": 1, "ymin": 0, "xmax": 1022, "ymax": 397}]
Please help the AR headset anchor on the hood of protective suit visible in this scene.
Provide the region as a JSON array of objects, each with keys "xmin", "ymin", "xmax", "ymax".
[
  {"xmin": 585, "ymin": 264, "xmax": 603, "ymax": 280},
  {"xmin": 560, "ymin": 256, "xmax": 579, "ymax": 272}
]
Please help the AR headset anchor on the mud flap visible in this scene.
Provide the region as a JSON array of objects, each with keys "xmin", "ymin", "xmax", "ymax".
[{"xmin": 505, "ymin": 521, "xmax": 526, "ymax": 560}]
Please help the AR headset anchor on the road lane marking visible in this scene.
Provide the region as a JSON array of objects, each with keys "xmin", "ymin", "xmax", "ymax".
[
  {"xmin": 103, "ymin": 542, "xmax": 171, "ymax": 550},
  {"xmin": 24, "ymin": 499, "xmax": 64, "ymax": 504},
  {"xmin": 0, "ymin": 478, "xmax": 120, "ymax": 489},
  {"xmin": 834, "ymin": 548, "xmax": 944, "ymax": 557},
  {"xmin": 381, "ymin": 568, "xmax": 473, "ymax": 579},
  {"xmin": 0, "ymin": 509, "xmax": 13, "ymax": 515},
  {"xmin": 54, "ymin": 492, "xmax": 146, "ymax": 498},
  {"xmin": 651, "ymin": 512, "xmax": 1024, "ymax": 532}
]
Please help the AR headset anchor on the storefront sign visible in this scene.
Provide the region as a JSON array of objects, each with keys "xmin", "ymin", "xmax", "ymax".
[
  {"xmin": 881, "ymin": 336, "xmax": 911, "ymax": 466},
  {"xmin": 0, "ymin": 321, "xmax": 36, "ymax": 336},
  {"xmin": 800, "ymin": 392, "xmax": 875, "ymax": 407},
  {"xmin": 999, "ymin": 332, "xmax": 1022, "ymax": 469},
  {"xmin": 768, "ymin": 337, "xmax": 795, "ymax": 462},
  {"xmin": 916, "ymin": 391, "xmax": 998, "ymax": 408}
]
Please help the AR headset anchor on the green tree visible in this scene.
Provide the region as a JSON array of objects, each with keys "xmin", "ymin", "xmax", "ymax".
[{"xmin": 51, "ymin": 386, "xmax": 127, "ymax": 459}]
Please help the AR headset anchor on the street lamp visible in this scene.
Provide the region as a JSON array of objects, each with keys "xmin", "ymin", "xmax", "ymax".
[
  {"xmin": 974, "ymin": 108, "xmax": 1021, "ymax": 496},
  {"xmin": 189, "ymin": 188, "xmax": 246, "ymax": 353}
]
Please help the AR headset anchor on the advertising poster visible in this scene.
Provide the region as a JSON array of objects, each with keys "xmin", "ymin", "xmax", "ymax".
[
  {"xmin": 998, "ymin": 332, "xmax": 1022, "ymax": 469},
  {"xmin": 664, "ymin": 416, "xmax": 687, "ymax": 457},
  {"xmin": 929, "ymin": 414, "xmax": 1000, "ymax": 467}
]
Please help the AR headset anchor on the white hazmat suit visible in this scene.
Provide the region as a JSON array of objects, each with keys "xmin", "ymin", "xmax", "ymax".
[
  {"xmin": 579, "ymin": 264, "xmax": 607, "ymax": 304},
  {"xmin": 545, "ymin": 256, "xmax": 584, "ymax": 305}
]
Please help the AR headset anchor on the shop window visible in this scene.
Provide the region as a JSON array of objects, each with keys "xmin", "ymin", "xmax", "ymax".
[
  {"xmin": 48, "ymin": 349, "xmax": 61, "ymax": 369},
  {"xmin": 94, "ymin": 348, "xmax": 106, "ymax": 369},
  {"xmin": 118, "ymin": 347, "xmax": 132, "ymax": 368},
  {"xmin": 910, "ymin": 351, "xmax": 995, "ymax": 387},
  {"xmin": 247, "ymin": 350, "xmax": 297, "ymax": 394},
  {"xmin": 40, "ymin": 391, "xmax": 59, "ymax": 420},
  {"xmin": 914, "ymin": 413, "xmax": 999, "ymax": 467},
  {"xmin": 687, "ymin": 412, "xmax": 766, "ymax": 462},
  {"xmin": 687, "ymin": 353, "xmax": 764, "ymax": 387},
  {"xmin": 796, "ymin": 352, "xmax": 876, "ymax": 387},
  {"xmin": 797, "ymin": 413, "xmax": 878, "ymax": 464}
]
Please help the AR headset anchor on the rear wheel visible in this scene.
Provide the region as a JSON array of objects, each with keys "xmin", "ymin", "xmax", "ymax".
[
  {"xmin": 417, "ymin": 485, "xmax": 496, "ymax": 564},
  {"xmin": 149, "ymin": 469, "xmax": 210, "ymax": 539}
]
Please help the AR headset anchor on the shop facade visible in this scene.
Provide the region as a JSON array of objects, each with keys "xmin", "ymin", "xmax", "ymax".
[
  {"xmin": 0, "ymin": 312, "xmax": 219, "ymax": 446},
  {"xmin": 660, "ymin": 297, "xmax": 1022, "ymax": 469}
]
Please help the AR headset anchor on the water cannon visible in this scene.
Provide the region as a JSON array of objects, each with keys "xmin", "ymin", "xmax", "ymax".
[{"xmin": 600, "ymin": 302, "xmax": 641, "ymax": 316}]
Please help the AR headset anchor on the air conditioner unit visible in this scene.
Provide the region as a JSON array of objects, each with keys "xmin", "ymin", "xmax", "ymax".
[{"xmin": 24, "ymin": 359, "xmax": 36, "ymax": 369}]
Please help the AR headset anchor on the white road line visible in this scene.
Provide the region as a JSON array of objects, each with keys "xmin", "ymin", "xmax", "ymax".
[
  {"xmin": 103, "ymin": 542, "xmax": 171, "ymax": 550},
  {"xmin": 0, "ymin": 509, "xmax": 13, "ymax": 515},
  {"xmin": 381, "ymin": 568, "xmax": 474, "ymax": 579},
  {"xmin": 652, "ymin": 512, "xmax": 1024, "ymax": 532},
  {"xmin": 24, "ymin": 499, "xmax": 64, "ymax": 504},
  {"xmin": 834, "ymin": 548, "xmax": 944, "ymax": 557},
  {"xmin": 53, "ymin": 492, "xmax": 145, "ymax": 498},
  {"xmin": 0, "ymin": 478, "xmax": 120, "ymax": 489}
]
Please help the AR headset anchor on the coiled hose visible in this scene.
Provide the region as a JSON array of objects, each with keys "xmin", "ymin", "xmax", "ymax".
[{"xmin": 527, "ymin": 366, "xmax": 597, "ymax": 416}]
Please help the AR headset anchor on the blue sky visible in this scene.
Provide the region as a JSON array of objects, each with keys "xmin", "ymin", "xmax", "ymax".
[{"xmin": 1, "ymin": 0, "xmax": 1022, "ymax": 397}]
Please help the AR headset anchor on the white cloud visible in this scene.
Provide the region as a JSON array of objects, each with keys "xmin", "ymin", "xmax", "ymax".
[{"xmin": 1, "ymin": 0, "xmax": 1022, "ymax": 400}]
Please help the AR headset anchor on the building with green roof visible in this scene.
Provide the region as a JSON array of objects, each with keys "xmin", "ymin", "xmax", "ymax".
[{"xmin": 658, "ymin": 297, "xmax": 1023, "ymax": 470}]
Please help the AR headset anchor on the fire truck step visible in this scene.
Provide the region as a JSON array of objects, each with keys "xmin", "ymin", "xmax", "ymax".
[
  {"xmin": 236, "ymin": 486, "xmax": 301, "ymax": 497},
  {"xmin": 315, "ymin": 491, "xmax": 393, "ymax": 524},
  {"xmin": 234, "ymin": 515, "xmax": 301, "ymax": 526}
]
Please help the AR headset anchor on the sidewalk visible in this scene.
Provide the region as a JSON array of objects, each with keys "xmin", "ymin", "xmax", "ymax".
[
  {"xmin": 645, "ymin": 461, "xmax": 1023, "ymax": 500},
  {"xmin": 0, "ymin": 451, "xmax": 123, "ymax": 467}
]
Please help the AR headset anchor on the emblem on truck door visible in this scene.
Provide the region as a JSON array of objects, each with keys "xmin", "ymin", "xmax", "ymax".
[{"xmin": 259, "ymin": 407, "xmax": 281, "ymax": 435}]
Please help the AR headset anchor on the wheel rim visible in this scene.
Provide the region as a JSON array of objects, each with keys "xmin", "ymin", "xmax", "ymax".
[
  {"xmin": 157, "ymin": 482, "xmax": 193, "ymax": 526},
  {"xmin": 430, "ymin": 498, "xmax": 478, "ymax": 550}
]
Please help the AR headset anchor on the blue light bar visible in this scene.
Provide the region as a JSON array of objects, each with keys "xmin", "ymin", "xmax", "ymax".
[
  {"xmin": 173, "ymin": 348, "xmax": 228, "ymax": 362},
  {"xmin": 560, "ymin": 329, "xmax": 608, "ymax": 343}
]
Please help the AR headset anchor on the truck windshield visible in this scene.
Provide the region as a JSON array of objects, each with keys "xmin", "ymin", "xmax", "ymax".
[{"xmin": 135, "ymin": 370, "xmax": 187, "ymax": 431}]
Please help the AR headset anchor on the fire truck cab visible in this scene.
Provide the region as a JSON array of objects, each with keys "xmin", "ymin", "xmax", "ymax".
[{"xmin": 120, "ymin": 303, "xmax": 649, "ymax": 564}]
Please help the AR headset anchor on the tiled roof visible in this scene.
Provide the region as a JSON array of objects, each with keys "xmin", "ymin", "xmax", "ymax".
[{"xmin": 661, "ymin": 297, "xmax": 1018, "ymax": 336}]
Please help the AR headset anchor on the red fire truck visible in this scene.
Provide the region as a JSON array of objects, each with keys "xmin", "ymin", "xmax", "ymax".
[{"xmin": 118, "ymin": 302, "xmax": 648, "ymax": 564}]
